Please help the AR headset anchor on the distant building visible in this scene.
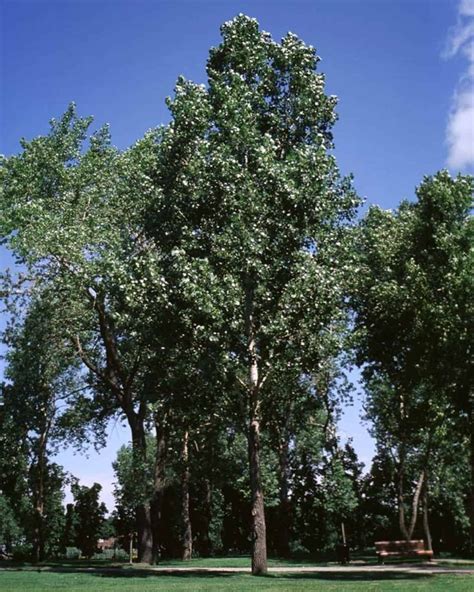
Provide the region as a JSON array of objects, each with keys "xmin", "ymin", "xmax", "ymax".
[{"xmin": 97, "ymin": 537, "xmax": 117, "ymax": 551}]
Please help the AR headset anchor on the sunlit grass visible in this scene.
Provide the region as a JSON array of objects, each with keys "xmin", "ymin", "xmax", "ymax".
[{"xmin": 0, "ymin": 564, "xmax": 473, "ymax": 592}]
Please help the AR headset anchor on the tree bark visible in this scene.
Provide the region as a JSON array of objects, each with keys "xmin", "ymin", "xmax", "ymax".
[
  {"xmin": 277, "ymin": 437, "xmax": 291, "ymax": 558},
  {"xmin": 397, "ymin": 396, "xmax": 410, "ymax": 540},
  {"xmin": 245, "ymin": 285, "xmax": 268, "ymax": 576},
  {"xmin": 151, "ymin": 416, "xmax": 167, "ymax": 563},
  {"xmin": 201, "ymin": 478, "xmax": 213, "ymax": 556},
  {"xmin": 398, "ymin": 462, "xmax": 425, "ymax": 541},
  {"xmin": 129, "ymin": 414, "xmax": 153, "ymax": 564},
  {"xmin": 422, "ymin": 481, "xmax": 432, "ymax": 552},
  {"xmin": 32, "ymin": 418, "xmax": 50, "ymax": 563},
  {"xmin": 248, "ymin": 415, "xmax": 267, "ymax": 575},
  {"xmin": 407, "ymin": 469, "xmax": 425, "ymax": 540},
  {"xmin": 136, "ymin": 504, "xmax": 153, "ymax": 564},
  {"xmin": 31, "ymin": 468, "xmax": 45, "ymax": 563},
  {"xmin": 181, "ymin": 429, "xmax": 193, "ymax": 561},
  {"xmin": 397, "ymin": 456, "xmax": 410, "ymax": 540},
  {"xmin": 74, "ymin": 301, "xmax": 154, "ymax": 564}
]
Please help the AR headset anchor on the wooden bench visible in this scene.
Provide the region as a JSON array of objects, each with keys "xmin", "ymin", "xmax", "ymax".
[{"xmin": 375, "ymin": 540, "xmax": 433, "ymax": 563}]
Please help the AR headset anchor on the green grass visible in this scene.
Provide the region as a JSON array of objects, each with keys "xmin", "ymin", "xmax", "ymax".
[
  {"xmin": 0, "ymin": 568, "xmax": 472, "ymax": 592},
  {"xmin": 149, "ymin": 556, "xmax": 333, "ymax": 568},
  {"xmin": 0, "ymin": 556, "xmax": 353, "ymax": 570},
  {"xmin": 435, "ymin": 556, "xmax": 474, "ymax": 568}
]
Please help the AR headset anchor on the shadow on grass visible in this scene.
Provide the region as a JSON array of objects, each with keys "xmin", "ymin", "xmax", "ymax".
[
  {"xmin": 0, "ymin": 564, "xmax": 435, "ymax": 582},
  {"xmin": 89, "ymin": 568, "xmax": 434, "ymax": 583},
  {"xmin": 0, "ymin": 559, "xmax": 129, "ymax": 569},
  {"xmin": 273, "ymin": 572, "xmax": 435, "ymax": 582}
]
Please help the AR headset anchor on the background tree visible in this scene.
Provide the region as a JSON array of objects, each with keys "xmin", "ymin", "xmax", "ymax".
[
  {"xmin": 70, "ymin": 480, "xmax": 107, "ymax": 558},
  {"xmin": 0, "ymin": 292, "xmax": 102, "ymax": 561},
  {"xmin": 352, "ymin": 171, "xmax": 473, "ymax": 546},
  {"xmin": 0, "ymin": 494, "xmax": 22, "ymax": 552},
  {"xmin": 0, "ymin": 111, "xmax": 174, "ymax": 562}
]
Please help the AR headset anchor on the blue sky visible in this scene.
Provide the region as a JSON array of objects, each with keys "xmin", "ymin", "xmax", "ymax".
[{"xmin": 1, "ymin": 0, "xmax": 473, "ymax": 509}]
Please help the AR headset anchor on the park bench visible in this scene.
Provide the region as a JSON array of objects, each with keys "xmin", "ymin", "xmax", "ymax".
[{"xmin": 375, "ymin": 539, "xmax": 433, "ymax": 563}]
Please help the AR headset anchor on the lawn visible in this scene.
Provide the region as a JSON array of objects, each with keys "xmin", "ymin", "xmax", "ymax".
[
  {"xmin": 147, "ymin": 556, "xmax": 335, "ymax": 568},
  {"xmin": 0, "ymin": 567, "xmax": 473, "ymax": 592}
]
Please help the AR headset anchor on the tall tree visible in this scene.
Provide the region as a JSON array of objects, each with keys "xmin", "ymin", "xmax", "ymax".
[
  {"xmin": 149, "ymin": 15, "xmax": 359, "ymax": 573},
  {"xmin": 352, "ymin": 171, "xmax": 473, "ymax": 546},
  {"xmin": 0, "ymin": 110, "xmax": 170, "ymax": 562}
]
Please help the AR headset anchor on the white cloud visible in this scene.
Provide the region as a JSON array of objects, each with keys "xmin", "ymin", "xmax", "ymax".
[
  {"xmin": 460, "ymin": 0, "xmax": 474, "ymax": 18},
  {"xmin": 444, "ymin": 0, "xmax": 474, "ymax": 170}
]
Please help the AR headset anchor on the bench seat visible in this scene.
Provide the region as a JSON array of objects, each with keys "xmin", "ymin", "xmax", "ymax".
[{"xmin": 375, "ymin": 540, "xmax": 433, "ymax": 562}]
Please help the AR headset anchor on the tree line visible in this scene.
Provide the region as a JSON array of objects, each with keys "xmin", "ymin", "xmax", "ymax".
[{"xmin": 0, "ymin": 15, "xmax": 472, "ymax": 575}]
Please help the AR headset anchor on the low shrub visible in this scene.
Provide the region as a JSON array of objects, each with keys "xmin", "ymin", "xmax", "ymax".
[
  {"xmin": 64, "ymin": 547, "xmax": 81, "ymax": 560},
  {"xmin": 12, "ymin": 543, "xmax": 33, "ymax": 562},
  {"xmin": 92, "ymin": 548, "xmax": 129, "ymax": 561}
]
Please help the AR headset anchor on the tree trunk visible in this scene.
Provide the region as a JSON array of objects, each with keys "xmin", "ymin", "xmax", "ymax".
[
  {"xmin": 32, "ymin": 425, "xmax": 48, "ymax": 563},
  {"xmin": 422, "ymin": 481, "xmax": 432, "ymax": 552},
  {"xmin": 151, "ymin": 416, "xmax": 167, "ymax": 563},
  {"xmin": 32, "ymin": 479, "xmax": 44, "ymax": 563},
  {"xmin": 130, "ymin": 415, "xmax": 153, "ymax": 564},
  {"xmin": 181, "ymin": 429, "xmax": 193, "ymax": 560},
  {"xmin": 74, "ymin": 305, "xmax": 154, "ymax": 564},
  {"xmin": 245, "ymin": 286, "xmax": 267, "ymax": 576},
  {"xmin": 248, "ymin": 415, "xmax": 267, "ymax": 574},
  {"xmin": 136, "ymin": 504, "xmax": 153, "ymax": 563},
  {"xmin": 398, "ymin": 467, "xmax": 425, "ymax": 541},
  {"xmin": 201, "ymin": 478, "xmax": 213, "ymax": 556},
  {"xmin": 277, "ymin": 437, "xmax": 291, "ymax": 558},
  {"xmin": 397, "ymin": 455, "xmax": 426, "ymax": 542},
  {"xmin": 397, "ymin": 457, "xmax": 410, "ymax": 540},
  {"xmin": 407, "ymin": 470, "xmax": 425, "ymax": 540}
]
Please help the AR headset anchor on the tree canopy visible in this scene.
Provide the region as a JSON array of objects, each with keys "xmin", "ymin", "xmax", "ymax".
[{"xmin": 0, "ymin": 14, "xmax": 472, "ymax": 568}]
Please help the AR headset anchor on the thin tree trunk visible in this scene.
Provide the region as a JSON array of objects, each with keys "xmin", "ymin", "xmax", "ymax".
[
  {"xmin": 32, "ymin": 469, "xmax": 45, "ymax": 562},
  {"xmin": 73, "ymin": 304, "xmax": 154, "ymax": 564},
  {"xmin": 397, "ymin": 457, "xmax": 410, "ymax": 540},
  {"xmin": 398, "ymin": 463, "xmax": 426, "ymax": 541},
  {"xmin": 422, "ymin": 481, "xmax": 432, "ymax": 552},
  {"xmin": 277, "ymin": 437, "xmax": 291, "ymax": 558},
  {"xmin": 32, "ymin": 420, "xmax": 50, "ymax": 563},
  {"xmin": 245, "ymin": 285, "xmax": 268, "ymax": 576},
  {"xmin": 202, "ymin": 478, "xmax": 213, "ymax": 556},
  {"xmin": 181, "ymin": 429, "xmax": 193, "ymax": 561},
  {"xmin": 407, "ymin": 470, "xmax": 425, "ymax": 540},
  {"xmin": 397, "ymin": 395, "xmax": 410, "ymax": 541},
  {"xmin": 35, "ymin": 462, "xmax": 45, "ymax": 562},
  {"xmin": 151, "ymin": 415, "xmax": 167, "ymax": 563}
]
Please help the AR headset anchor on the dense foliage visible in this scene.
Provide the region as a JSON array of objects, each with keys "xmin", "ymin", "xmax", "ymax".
[{"xmin": 0, "ymin": 15, "xmax": 472, "ymax": 569}]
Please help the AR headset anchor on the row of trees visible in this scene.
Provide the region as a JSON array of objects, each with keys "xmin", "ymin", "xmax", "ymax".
[
  {"xmin": 0, "ymin": 15, "xmax": 472, "ymax": 574},
  {"xmin": 0, "ymin": 455, "xmax": 108, "ymax": 562}
]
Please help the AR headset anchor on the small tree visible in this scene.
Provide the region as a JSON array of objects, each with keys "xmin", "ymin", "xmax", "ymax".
[
  {"xmin": 70, "ymin": 480, "xmax": 107, "ymax": 558},
  {"xmin": 0, "ymin": 494, "xmax": 22, "ymax": 550}
]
